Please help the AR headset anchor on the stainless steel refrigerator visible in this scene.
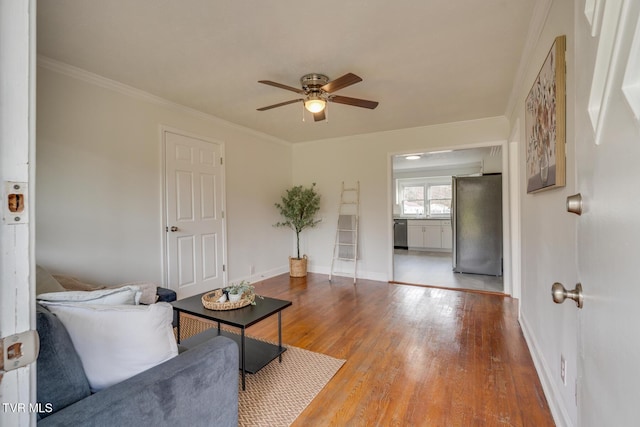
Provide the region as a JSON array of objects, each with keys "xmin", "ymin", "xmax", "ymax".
[{"xmin": 452, "ymin": 175, "xmax": 502, "ymax": 276}]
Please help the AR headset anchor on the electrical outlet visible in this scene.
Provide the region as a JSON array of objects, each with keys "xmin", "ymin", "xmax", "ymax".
[
  {"xmin": 560, "ymin": 355, "xmax": 567, "ymax": 386},
  {"xmin": 249, "ymin": 265, "xmax": 255, "ymax": 275}
]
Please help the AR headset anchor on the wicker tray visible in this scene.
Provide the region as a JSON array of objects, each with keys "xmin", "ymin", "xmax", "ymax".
[{"xmin": 201, "ymin": 289, "xmax": 255, "ymax": 311}]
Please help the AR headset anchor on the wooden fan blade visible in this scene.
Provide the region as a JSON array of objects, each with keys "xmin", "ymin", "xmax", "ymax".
[
  {"xmin": 257, "ymin": 99, "xmax": 302, "ymax": 111},
  {"xmin": 313, "ymin": 110, "xmax": 326, "ymax": 122},
  {"xmin": 321, "ymin": 73, "xmax": 362, "ymax": 93},
  {"xmin": 258, "ymin": 80, "xmax": 305, "ymax": 94},
  {"xmin": 330, "ymin": 95, "xmax": 379, "ymax": 109}
]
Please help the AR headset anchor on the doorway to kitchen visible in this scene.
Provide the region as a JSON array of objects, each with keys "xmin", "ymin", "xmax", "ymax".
[{"xmin": 391, "ymin": 146, "xmax": 504, "ymax": 293}]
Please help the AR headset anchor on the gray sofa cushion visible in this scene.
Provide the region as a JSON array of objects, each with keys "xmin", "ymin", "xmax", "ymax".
[
  {"xmin": 38, "ymin": 335, "xmax": 239, "ymax": 426},
  {"xmin": 36, "ymin": 304, "xmax": 91, "ymax": 419}
]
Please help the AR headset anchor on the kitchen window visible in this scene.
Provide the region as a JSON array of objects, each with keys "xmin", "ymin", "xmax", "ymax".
[
  {"xmin": 401, "ymin": 185, "xmax": 425, "ymax": 215},
  {"xmin": 398, "ymin": 179, "xmax": 451, "ymax": 217},
  {"xmin": 427, "ymin": 184, "xmax": 452, "ymax": 215}
]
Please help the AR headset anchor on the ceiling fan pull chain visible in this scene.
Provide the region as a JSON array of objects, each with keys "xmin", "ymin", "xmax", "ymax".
[{"xmin": 301, "ymin": 102, "xmax": 306, "ymax": 122}]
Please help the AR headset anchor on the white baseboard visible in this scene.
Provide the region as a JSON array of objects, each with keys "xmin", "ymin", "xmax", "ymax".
[
  {"xmin": 233, "ymin": 265, "xmax": 289, "ymax": 286},
  {"xmin": 309, "ymin": 265, "xmax": 388, "ymax": 282},
  {"xmin": 234, "ymin": 264, "xmax": 388, "ymax": 288},
  {"xmin": 519, "ymin": 313, "xmax": 573, "ymax": 427}
]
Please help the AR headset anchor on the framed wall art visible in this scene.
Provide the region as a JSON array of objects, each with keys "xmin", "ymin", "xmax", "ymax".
[{"xmin": 526, "ymin": 35, "xmax": 566, "ymax": 193}]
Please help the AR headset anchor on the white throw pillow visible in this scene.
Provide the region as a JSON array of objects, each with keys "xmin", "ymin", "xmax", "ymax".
[
  {"xmin": 45, "ymin": 303, "xmax": 178, "ymax": 392},
  {"xmin": 37, "ymin": 286, "xmax": 142, "ymax": 305}
]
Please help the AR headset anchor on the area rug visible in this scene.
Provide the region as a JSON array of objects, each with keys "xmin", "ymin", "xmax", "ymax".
[{"xmin": 177, "ymin": 314, "xmax": 346, "ymax": 427}]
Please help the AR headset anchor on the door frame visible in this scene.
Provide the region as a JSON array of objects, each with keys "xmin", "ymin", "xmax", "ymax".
[
  {"xmin": 0, "ymin": 0, "xmax": 37, "ymax": 424},
  {"xmin": 387, "ymin": 139, "xmax": 518, "ymax": 298},
  {"xmin": 159, "ymin": 125, "xmax": 228, "ymax": 293},
  {"xmin": 508, "ymin": 119, "xmax": 522, "ymax": 301}
]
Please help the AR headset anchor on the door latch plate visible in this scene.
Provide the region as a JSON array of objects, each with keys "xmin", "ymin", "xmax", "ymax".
[
  {"xmin": 3, "ymin": 181, "xmax": 29, "ymax": 224},
  {"xmin": 0, "ymin": 330, "xmax": 39, "ymax": 381}
]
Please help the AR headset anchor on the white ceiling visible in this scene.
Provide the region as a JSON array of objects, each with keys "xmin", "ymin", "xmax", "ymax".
[{"xmin": 36, "ymin": 0, "xmax": 536, "ymax": 143}]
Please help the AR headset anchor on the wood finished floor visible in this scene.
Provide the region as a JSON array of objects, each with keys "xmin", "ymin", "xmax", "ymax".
[{"xmin": 245, "ymin": 273, "xmax": 555, "ymax": 427}]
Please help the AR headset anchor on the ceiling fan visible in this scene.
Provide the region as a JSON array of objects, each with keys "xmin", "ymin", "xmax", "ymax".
[{"xmin": 257, "ymin": 73, "xmax": 379, "ymax": 121}]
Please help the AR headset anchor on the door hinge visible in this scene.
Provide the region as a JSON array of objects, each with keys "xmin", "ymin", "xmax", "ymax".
[
  {"xmin": 222, "ymin": 211, "xmax": 224, "ymax": 219},
  {"xmin": 223, "ymin": 265, "xmax": 226, "ymax": 272},
  {"xmin": 220, "ymin": 157, "xmax": 223, "ymax": 165}
]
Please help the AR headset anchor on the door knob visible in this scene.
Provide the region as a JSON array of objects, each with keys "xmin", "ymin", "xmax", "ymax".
[
  {"xmin": 551, "ymin": 282, "xmax": 584, "ymax": 308},
  {"xmin": 566, "ymin": 193, "xmax": 583, "ymax": 215},
  {"xmin": 170, "ymin": 226, "xmax": 178, "ymax": 232}
]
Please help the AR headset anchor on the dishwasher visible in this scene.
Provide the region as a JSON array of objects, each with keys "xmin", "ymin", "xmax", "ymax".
[{"xmin": 393, "ymin": 219, "xmax": 408, "ymax": 249}]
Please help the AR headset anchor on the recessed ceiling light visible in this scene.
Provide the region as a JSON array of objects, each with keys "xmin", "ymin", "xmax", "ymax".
[{"xmin": 405, "ymin": 155, "xmax": 420, "ymax": 160}]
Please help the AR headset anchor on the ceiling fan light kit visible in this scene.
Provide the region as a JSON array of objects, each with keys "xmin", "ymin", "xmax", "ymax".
[
  {"xmin": 258, "ymin": 72, "xmax": 378, "ymax": 122},
  {"xmin": 304, "ymin": 95, "xmax": 326, "ymax": 113}
]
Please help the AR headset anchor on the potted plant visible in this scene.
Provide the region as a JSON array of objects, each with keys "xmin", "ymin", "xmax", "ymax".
[
  {"xmin": 274, "ymin": 183, "xmax": 321, "ymax": 277},
  {"xmin": 224, "ymin": 281, "xmax": 257, "ymax": 303}
]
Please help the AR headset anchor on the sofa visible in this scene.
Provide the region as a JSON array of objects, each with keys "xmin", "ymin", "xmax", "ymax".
[{"xmin": 35, "ymin": 267, "xmax": 239, "ymax": 426}]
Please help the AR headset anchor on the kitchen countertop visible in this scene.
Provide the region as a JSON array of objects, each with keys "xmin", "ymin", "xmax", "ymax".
[{"xmin": 394, "ymin": 217, "xmax": 451, "ymax": 220}]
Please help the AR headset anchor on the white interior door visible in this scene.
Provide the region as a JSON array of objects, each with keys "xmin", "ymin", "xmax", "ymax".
[
  {"xmin": 575, "ymin": 1, "xmax": 640, "ymax": 425},
  {"xmin": 164, "ymin": 130, "xmax": 226, "ymax": 299}
]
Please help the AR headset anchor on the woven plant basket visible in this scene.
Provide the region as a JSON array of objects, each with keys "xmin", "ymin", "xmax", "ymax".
[
  {"xmin": 201, "ymin": 289, "xmax": 255, "ymax": 310},
  {"xmin": 289, "ymin": 255, "xmax": 308, "ymax": 277}
]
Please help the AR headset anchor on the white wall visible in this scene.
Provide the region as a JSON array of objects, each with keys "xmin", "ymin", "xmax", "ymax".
[
  {"xmin": 36, "ymin": 62, "xmax": 292, "ymax": 287},
  {"xmin": 291, "ymin": 117, "xmax": 509, "ymax": 281},
  {"xmin": 509, "ymin": 0, "xmax": 578, "ymax": 425}
]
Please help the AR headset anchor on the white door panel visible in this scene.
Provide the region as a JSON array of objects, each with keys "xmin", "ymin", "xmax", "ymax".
[
  {"xmin": 575, "ymin": 1, "xmax": 640, "ymax": 425},
  {"xmin": 202, "ymin": 233, "xmax": 220, "ymax": 280},
  {"xmin": 201, "ymin": 174, "xmax": 217, "ymax": 219},
  {"xmin": 165, "ymin": 130, "xmax": 225, "ymax": 299},
  {"xmin": 177, "ymin": 235, "xmax": 196, "ymax": 286},
  {"xmin": 176, "ymin": 171, "xmax": 194, "ymax": 221}
]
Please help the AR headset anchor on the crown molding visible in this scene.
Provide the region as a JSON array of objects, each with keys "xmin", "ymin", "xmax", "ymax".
[
  {"xmin": 504, "ymin": 0, "xmax": 555, "ymax": 120},
  {"xmin": 36, "ymin": 55, "xmax": 291, "ymax": 147}
]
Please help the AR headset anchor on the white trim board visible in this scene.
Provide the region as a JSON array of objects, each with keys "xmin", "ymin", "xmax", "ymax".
[
  {"xmin": 520, "ymin": 313, "xmax": 573, "ymax": 427},
  {"xmin": 622, "ymin": 9, "xmax": 640, "ymax": 126}
]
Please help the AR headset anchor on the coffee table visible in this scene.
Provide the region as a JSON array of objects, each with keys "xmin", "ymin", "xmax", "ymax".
[{"xmin": 171, "ymin": 292, "xmax": 292, "ymax": 390}]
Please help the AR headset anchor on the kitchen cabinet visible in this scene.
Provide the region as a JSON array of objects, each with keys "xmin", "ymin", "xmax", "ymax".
[
  {"xmin": 407, "ymin": 219, "xmax": 452, "ymax": 251},
  {"xmin": 424, "ymin": 223, "xmax": 442, "ymax": 248},
  {"xmin": 407, "ymin": 224, "xmax": 425, "ymax": 248}
]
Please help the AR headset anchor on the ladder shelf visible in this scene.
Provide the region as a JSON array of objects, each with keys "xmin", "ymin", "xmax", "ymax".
[{"xmin": 329, "ymin": 181, "xmax": 360, "ymax": 284}]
